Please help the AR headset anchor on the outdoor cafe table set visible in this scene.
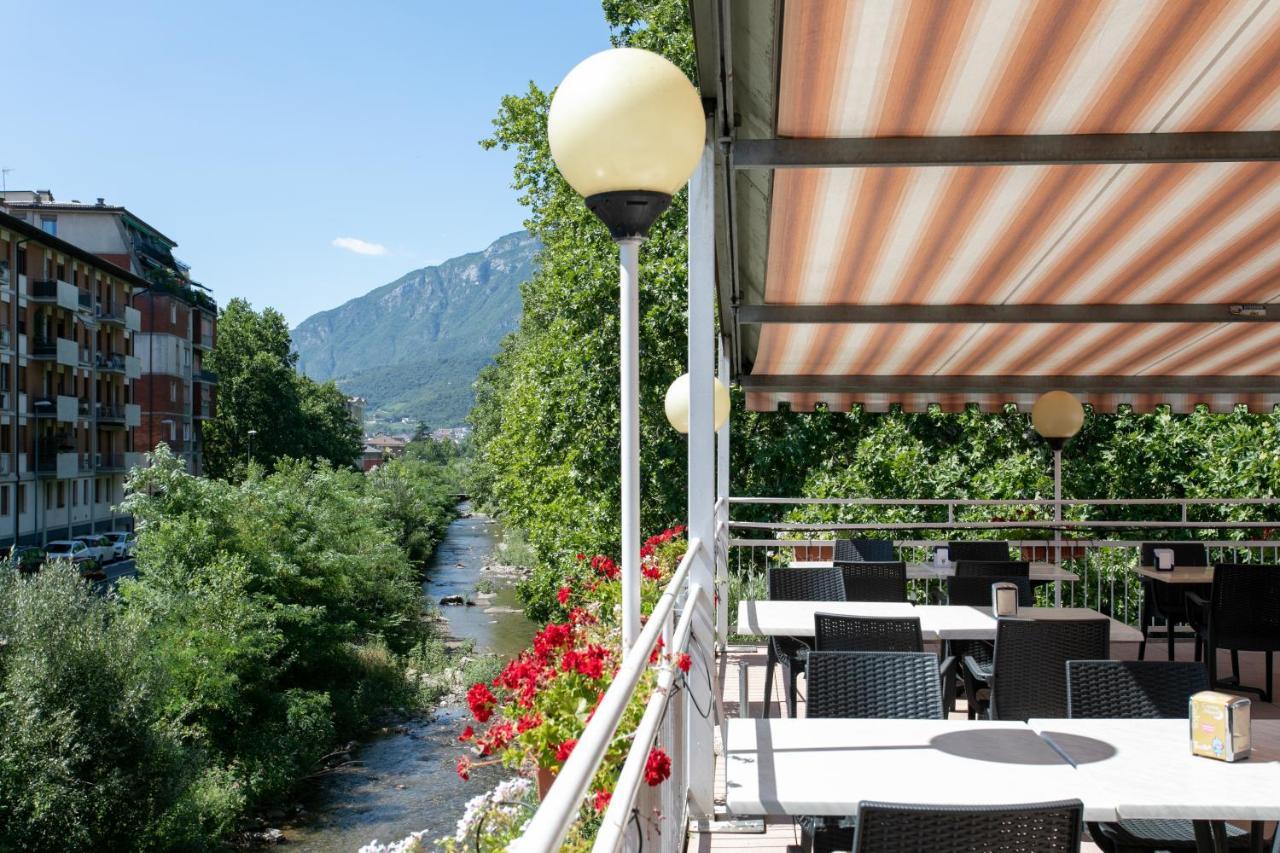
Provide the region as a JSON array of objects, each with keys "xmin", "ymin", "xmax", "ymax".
[{"xmin": 732, "ymin": 597, "xmax": 1278, "ymax": 853}]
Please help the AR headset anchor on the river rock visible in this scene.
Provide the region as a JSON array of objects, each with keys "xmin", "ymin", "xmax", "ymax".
[{"xmin": 439, "ymin": 595, "xmax": 465, "ymax": 606}]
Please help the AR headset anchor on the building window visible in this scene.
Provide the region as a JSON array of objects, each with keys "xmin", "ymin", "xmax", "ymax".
[
  {"xmin": 1, "ymin": 486, "xmax": 8, "ymax": 516},
  {"xmin": 40, "ymin": 216, "xmax": 57, "ymax": 236},
  {"xmin": 94, "ymin": 478, "xmax": 101, "ymax": 503},
  {"xmin": 72, "ymin": 482, "xmax": 78, "ymax": 507},
  {"xmin": 170, "ymin": 381, "xmax": 177, "ymax": 402},
  {"xmin": 170, "ymin": 303, "xmax": 177, "ymax": 324},
  {"xmin": 17, "ymin": 484, "xmax": 25, "ymax": 515},
  {"xmin": 83, "ymin": 480, "xmax": 89, "ymax": 505}
]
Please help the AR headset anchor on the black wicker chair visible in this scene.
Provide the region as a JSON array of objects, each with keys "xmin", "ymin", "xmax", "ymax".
[
  {"xmin": 939, "ymin": 576, "xmax": 1033, "ymax": 717},
  {"xmin": 834, "ymin": 538, "xmax": 896, "ymax": 563},
  {"xmin": 763, "ymin": 567, "xmax": 845, "ymax": 719},
  {"xmin": 962, "ymin": 618, "xmax": 1109, "ymax": 721},
  {"xmin": 806, "ymin": 651, "xmax": 944, "ymax": 719},
  {"xmin": 836, "ymin": 560, "xmax": 908, "ymax": 602},
  {"xmin": 851, "ymin": 800, "xmax": 1084, "ymax": 853},
  {"xmin": 1137, "ymin": 542, "xmax": 1209, "ymax": 661},
  {"xmin": 948, "ymin": 540, "xmax": 1014, "ymax": 562},
  {"xmin": 955, "ymin": 560, "xmax": 1030, "ymax": 578},
  {"xmin": 815, "ymin": 614, "xmax": 923, "ymax": 652},
  {"xmin": 1066, "ymin": 659, "xmax": 1255, "ymax": 852},
  {"xmin": 804, "ymin": 650, "xmax": 945, "ymax": 853},
  {"xmin": 1187, "ymin": 563, "xmax": 1280, "ymax": 702},
  {"xmin": 1067, "ymin": 660, "xmax": 1209, "ymax": 719}
]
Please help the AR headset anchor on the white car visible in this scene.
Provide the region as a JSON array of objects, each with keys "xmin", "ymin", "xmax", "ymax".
[
  {"xmin": 74, "ymin": 535, "xmax": 115, "ymax": 566},
  {"xmin": 101, "ymin": 531, "xmax": 136, "ymax": 560},
  {"xmin": 44, "ymin": 539, "xmax": 96, "ymax": 568}
]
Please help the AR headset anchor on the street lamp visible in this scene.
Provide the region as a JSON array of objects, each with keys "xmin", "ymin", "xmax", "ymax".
[
  {"xmin": 1032, "ymin": 391, "xmax": 1085, "ymax": 606},
  {"xmin": 664, "ymin": 373, "xmax": 730, "ymax": 434},
  {"xmin": 549, "ymin": 47, "xmax": 704, "ymax": 649},
  {"xmin": 32, "ymin": 399, "xmax": 53, "ymax": 547},
  {"xmin": 247, "ymin": 428, "xmax": 258, "ymax": 467}
]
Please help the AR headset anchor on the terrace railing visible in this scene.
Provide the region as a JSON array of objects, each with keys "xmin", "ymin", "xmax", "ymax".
[
  {"xmin": 724, "ymin": 497, "xmax": 1280, "ymax": 634},
  {"xmin": 512, "ymin": 537, "xmax": 712, "ymax": 853}
]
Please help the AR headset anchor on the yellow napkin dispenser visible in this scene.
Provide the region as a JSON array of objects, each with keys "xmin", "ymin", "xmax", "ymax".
[{"xmin": 1189, "ymin": 691, "xmax": 1251, "ymax": 762}]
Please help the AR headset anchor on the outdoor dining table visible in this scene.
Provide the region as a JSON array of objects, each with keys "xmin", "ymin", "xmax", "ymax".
[
  {"xmin": 789, "ymin": 559, "xmax": 1079, "ymax": 582},
  {"xmin": 736, "ymin": 600, "xmax": 1144, "ymax": 644},
  {"xmin": 1132, "ymin": 564, "xmax": 1216, "ymax": 584},
  {"xmin": 723, "ymin": 717, "xmax": 1280, "ymax": 853}
]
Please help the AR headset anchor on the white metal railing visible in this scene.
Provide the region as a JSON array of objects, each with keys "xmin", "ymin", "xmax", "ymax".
[{"xmin": 512, "ymin": 537, "xmax": 706, "ymax": 853}]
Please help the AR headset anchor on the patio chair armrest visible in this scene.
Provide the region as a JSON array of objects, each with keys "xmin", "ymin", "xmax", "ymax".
[
  {"xmin": 961, "ymin": 654, "xmax": 992, "ymax": 685},
  {"xmin": 1184, "ymin": 592, "xmax": 1210, "ymax": 630}
]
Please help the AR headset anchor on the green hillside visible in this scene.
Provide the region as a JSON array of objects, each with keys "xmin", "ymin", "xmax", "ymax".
[{"xmin": 292, "ymin": 231, "xmax": 537, "ymax": 427}]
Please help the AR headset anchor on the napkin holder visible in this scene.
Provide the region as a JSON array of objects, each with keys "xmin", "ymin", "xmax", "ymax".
[
  {"xmin": 1190, "ymin": 691, "xmax": 1251, "ymax": 762},
  {"xmin": 933, "ymin": 545, "xmax": 950, "ymax": 568},
  {"xmin": 1153, "ymin": 547, "xmax": 1176, "ymax": 571},
  {"xmin": 991, "ymin": 581, "xmax": 1020, "ymax": 617}
]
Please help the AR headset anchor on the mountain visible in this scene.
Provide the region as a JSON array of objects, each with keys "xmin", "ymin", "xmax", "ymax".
[{"xmin": 293, "ymin": 231, "xmax": 537, "ymax": 427}]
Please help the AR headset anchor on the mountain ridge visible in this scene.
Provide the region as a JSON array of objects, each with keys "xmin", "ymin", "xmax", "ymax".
[{"xmin": 292, "ymin": 230, "xmax": 537, "ymax": 427}]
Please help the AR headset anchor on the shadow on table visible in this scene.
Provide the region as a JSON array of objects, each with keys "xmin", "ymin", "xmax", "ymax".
[{"xmin": 931, "ymin": 730, "xmax": 1116, "ymax": 765}]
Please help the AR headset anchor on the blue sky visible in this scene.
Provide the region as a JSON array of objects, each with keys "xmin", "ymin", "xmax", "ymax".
[{"xmin": 5, "ymin": 1, "xmax": 608, "ymax": 326}]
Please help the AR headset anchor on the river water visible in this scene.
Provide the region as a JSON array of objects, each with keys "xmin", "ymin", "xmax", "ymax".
[{"xmin": 284, "ymin": 507, "xmax": 534, "ymax": 852}]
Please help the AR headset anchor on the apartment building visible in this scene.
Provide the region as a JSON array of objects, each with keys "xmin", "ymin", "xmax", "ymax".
[
  {"xmin": 0, "ymin": 191, "xmax": 216, "ymax": 474},
  {"xmin": 0, "ymin": 209, "xmax": 144, "ymax": 546}
]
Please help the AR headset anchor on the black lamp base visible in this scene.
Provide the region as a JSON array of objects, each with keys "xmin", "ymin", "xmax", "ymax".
[{"xmin": 585, "ymin": 190, "xmax": 673, "ymax": 240}]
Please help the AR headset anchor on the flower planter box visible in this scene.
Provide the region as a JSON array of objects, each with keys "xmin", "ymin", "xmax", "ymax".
[
  {"xmin": 1021, "ymin": 544, "xmax": 1089, "ymax": 562},
  {"xmin": 792, "ymin": 544, "xmax": 834, "ymax": 562}
]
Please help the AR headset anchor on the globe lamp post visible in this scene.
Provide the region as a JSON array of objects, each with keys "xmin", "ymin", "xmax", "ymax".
[
  {"xmin": 1031, "ymin": 390, "xmax": 1085, "ymax": 605},
  {"xmin": 549, "ymin": 48, "xmax": 704, "ymax": 649},
  {"xmin": 664, "ymin": 373, "xmax": 730, "ymax": 435}
]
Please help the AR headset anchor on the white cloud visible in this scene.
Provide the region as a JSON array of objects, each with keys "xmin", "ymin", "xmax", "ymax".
[{"xmin": 332, "ymin": 236, "xmax": 388, "ymax": 256}]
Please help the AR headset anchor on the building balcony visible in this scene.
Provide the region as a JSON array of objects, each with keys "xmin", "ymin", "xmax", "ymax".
[
  {"xmin": 34, "ymin": 451, "xmax": 80, "ymax": 479},
  {"xmin": 78, "ymin": 291, "xmax": 93, "ymax": 311},
  {"xmin": 126, "ymin": 354, "xmax": 141, "ymax": 380},
  {"xmin": 97, "ymin": 403, "xmax": 128, "ymax": 426},
  {"xmin": 31, "ymin": 337, "xmax": 79, "ymax": 368},
  {"xmin": 96, "ymin": 352, "xmax": 127, "ymax": 374},
  {"xmin": 193, "ymin": 367, "xmax": 218, "ymax": 384},
  {"xmin": 32, "ymin": 395, "xmax": 81, "ymax": 423},
  {"xmin": 0, "ymin": 327, "xmax": 10, "ymax": 352},
  {"xmin": 95, "ymin": 453, "xmax": 126, "ymax": 472},
  {"xmin": 124, "ymin": 451, "xmax": 144, "ymax": 470},
  {"xmin": 196, "ymin": 401, "xmax": 212, "ymax": 420},
  {"xmin": 96, "ymin": 304, "xmax": 128, "ymax": 326},
  {"xmin": 30, "ymin": 279, "xmax": 81, "ymax": 312},
  {"xmin": 194, "ymin": 332, "xmax": 214, "ymax": 350},
  {"xmin": 125, "ymin": 403, "xmax": 141, "ymax": 428},
  {"xmin": 125, "ymin": 306, "xmax": 142, "ymax": 333}
]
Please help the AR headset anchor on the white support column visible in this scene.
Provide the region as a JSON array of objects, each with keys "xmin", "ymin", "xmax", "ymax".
[
  {"xmin": 620, "ymin": 236, "xmax": 642, "ymax": 650},
  {"xmin": 685, "ymin": 142, "xmax": 717, "ymax": 818},
  {"xmin": 716, "ymin": 339, "xmax": 731, "ymax": 647}
]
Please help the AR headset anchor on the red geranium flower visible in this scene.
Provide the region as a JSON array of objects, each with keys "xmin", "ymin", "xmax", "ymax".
[
  {"xmin": 644, "ymin": 748, "xmax": 672, "ymax": 786},
  {"xmin": 649, "ymin": 636, "xmax": 665, "ymax": 664},
  {"xmin": 456, "ymin": 756, "xmax": 472, "ymax": 781},
  {"xmin": 458, "ymin": 725, "xmax": 474, "ymax": 742},
  {"xmin": 593, "ymin": 789, "xmax": 612, "ymax": 812},
  {"xmin": 557, "ymin": 585, "xmax": 572, "ymax": 605},
  {"xmin": 676, "ymin": 653, "xmax": 692, "ymax": 673},
  {"xmin": 517, "ymin": 713, "xmax": 542, "ymax": 733},
  {"xmin": 556, "ymin": 738, "xmax": 578, "ymax": 762},
  {"xmin": 467, "ymin": 682, "xmax": 497, "ymax": 723}
]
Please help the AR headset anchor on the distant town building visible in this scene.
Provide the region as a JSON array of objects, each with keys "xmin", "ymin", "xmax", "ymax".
[
  {"xmin": 361, "ymin": 434, "xmax": 407, "ymax": 472},
  {"xmin": 0, "ymin": 208, "xmax": 145, "ymax": 545},
  {"xmin": 345, "ymin": 396, "xmax": 366, "ymax": 427},
  {"xmin": 430, "ymin": 426, "xmax": 471, "ymax": 443},
  {"xmin": 0, "ymin": 191, "xmax": 217, "ymax": 475}
]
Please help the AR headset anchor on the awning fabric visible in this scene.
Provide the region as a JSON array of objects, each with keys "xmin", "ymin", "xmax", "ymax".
[{"xmin": 692, "ymin": 0, "xmax": 1280, "ymax": 413}]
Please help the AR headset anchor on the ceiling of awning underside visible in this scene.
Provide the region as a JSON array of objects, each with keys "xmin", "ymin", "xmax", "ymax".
[{"xmin": 705, "ymin": 0, "xmax": 1280, "ymax": 413}]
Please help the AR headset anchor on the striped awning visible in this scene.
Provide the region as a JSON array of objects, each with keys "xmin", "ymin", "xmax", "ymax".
[{"xmin": 689, "ymin": 0, "xmax": 1280, "ymax": 413}]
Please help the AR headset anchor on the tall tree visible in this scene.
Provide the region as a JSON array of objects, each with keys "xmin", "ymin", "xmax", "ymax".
[{"xmin": 204, "ymin": 299, "xmax": 360, "ymax": 479}]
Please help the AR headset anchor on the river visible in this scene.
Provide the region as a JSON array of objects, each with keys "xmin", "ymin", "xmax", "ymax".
[{"xmin": 283, "ymin": 507, "xmax": 534, "ymax": 851}]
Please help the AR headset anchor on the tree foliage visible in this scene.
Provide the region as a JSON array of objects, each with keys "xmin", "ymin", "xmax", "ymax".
[
  {"xmin": 203, "ymin": 298, "xmax": 361, "ymax": 479},
  {"xmin": 0, "ymin": 445, "xmax": 462, "ymax": 850}
]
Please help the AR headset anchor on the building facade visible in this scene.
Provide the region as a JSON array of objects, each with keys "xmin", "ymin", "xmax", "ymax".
[
  {"xmin": 0, "ymin": 191, "xmax": 216, "ymax": 474},
  {"xmin": 0, "ymin": 210, "xmax": 145, "ymax": 546}
]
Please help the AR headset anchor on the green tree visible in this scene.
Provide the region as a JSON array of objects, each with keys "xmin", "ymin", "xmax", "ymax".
[{"xmin": 204, "ymin": 299, "xmax": 360, "ymax": 478}]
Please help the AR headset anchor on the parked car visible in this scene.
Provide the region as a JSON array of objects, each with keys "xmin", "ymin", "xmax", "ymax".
[
  {"xmin": 7, "ymin": 545, "xmax": 46, "ymax": 574},
  {"xmin": 101, "ymin": 531, "xmax": 136, "ymax": 560},
  {"xmin": 44, "ymin": 539, "xmax": 100, "ymax": 576},
  {"xmin": 74, "ymin": 535, "xmax": 115, "ymax": 566}
]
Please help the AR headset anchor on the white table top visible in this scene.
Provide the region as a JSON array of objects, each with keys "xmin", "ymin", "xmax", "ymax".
[
  {"xmin": 1029, "ymin": 718, "xmax": 1280, "ymax": 822},
  {"xmin": 725, "ymin": 718, "xmax": 1280, "ymax": 824},
  {"xmin": 724, "ymin": 718, "xmax": 1098, "ymax": 818},
  {"xmin": 737, "ymin": 601, "xmax": 1144, "ymax": 644},
  {"xmin": 1132, "ymin": 565, "xmax": 1216, "ymax": 584},
  {"xmin": 789, "ymin": 560, "xmax": 1079, "ymax": 582}
]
